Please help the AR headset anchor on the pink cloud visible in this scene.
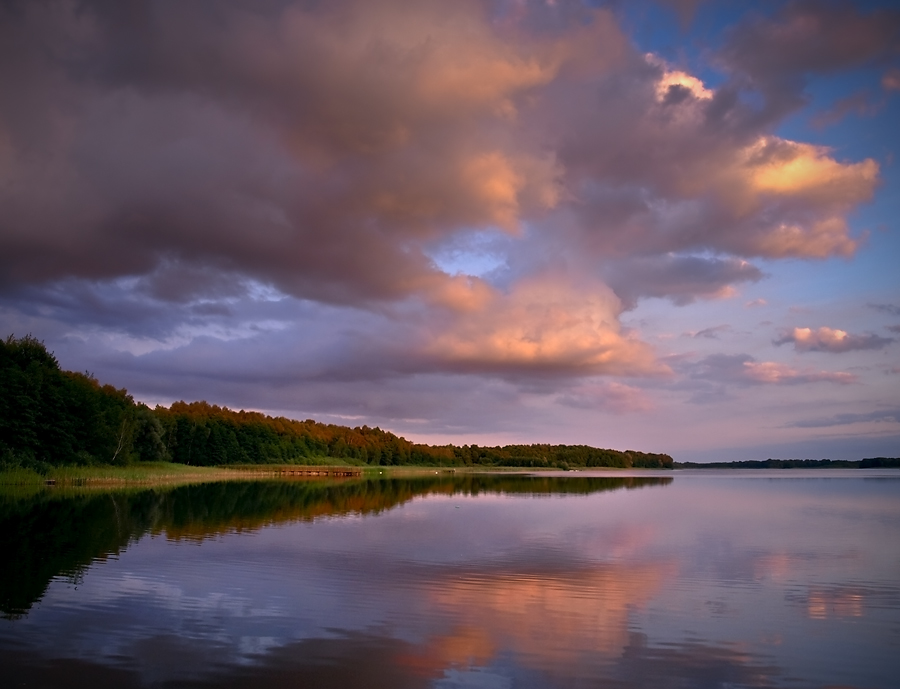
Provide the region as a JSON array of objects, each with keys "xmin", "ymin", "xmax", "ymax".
[
  {"xmin": 691, "ymin": 353, "xmax": 856, "ymax": 387},
  {"xmin": 774, "ymin": 326, "xmax": 894, "ymax": 353},
  {"xmin": 421, "ymin": 273, "xmax": 668, "ymax": 377},
  {"xmin": 741, "ymin": 360, "xmax": 855, "ymax": 385}
]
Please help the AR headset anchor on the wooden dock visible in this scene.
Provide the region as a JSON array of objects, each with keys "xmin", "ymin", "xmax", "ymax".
[{"xmin": 269, "ymin": 468, "xmax": 362, "ymax": 477}]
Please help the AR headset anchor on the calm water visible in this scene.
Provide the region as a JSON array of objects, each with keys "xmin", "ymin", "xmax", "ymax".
[{"xmin": 2, "ymin": 471, "xmax": 899, "ymax": 688}]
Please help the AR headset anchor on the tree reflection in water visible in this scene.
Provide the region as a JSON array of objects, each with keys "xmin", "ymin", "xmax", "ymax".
[{"xmin": 1, "ymin": 474, "xmax": 670, "ymax": 618}]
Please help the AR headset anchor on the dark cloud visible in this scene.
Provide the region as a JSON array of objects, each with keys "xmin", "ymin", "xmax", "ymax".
[
  {"xmin": 0, "ymin": 270, "xmax": 298, "ymax": 342},
  {"xmin": 606, "ymin": 255, "xmax": 762, "ymax": 308},
  {"xmin": 655, "ymin": 0, "xmax": 706, "ymax": 28},
  {"xmin": 689, "ymin": 325, "xmax": 732, "ymax": 340},
  {"xmin": 0, "ymin": 0, "xmax": 569, "ymax": 306},
  {"xmin": 789, "ymin": 408, "xmax": 900, "ymax": 428},
  {"xmin": 774, "ymin": 326, "xmax": 895, "ymax": 353},
  {"xmin": 721, "ymin": 1, "xmax": 900, "ymax": 117},
  {"xmin": 810, "ymin": 89, "xmax": 882, "ymax": 129},
  {"xmin": 869, "ymin": 303, "xmax": 900, "ymax": 316}
]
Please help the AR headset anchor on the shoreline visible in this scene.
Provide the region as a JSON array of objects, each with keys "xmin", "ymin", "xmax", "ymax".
[{"xmin": 0, "ymin": 462, "xmax": 660, "ymax": 487}]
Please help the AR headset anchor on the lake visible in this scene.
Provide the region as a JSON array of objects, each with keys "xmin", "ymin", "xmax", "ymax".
[{"xmin": 2, "ymin": 470, "xmax": 899, "ymax": 688}]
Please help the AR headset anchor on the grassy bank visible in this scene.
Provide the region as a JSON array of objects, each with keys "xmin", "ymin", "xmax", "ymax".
[
  {"xmin": 0, "ymin": 462, "xmax": 240, "ymax": 487},
  {"xmin": 0, "ymin": 460, "xmax": 371, "ymax": 487}
]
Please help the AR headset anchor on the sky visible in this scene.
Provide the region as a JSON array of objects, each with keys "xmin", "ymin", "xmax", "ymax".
[{"xmin": 1, "ymin": 0, "xmax": 899, "ymax": 461}]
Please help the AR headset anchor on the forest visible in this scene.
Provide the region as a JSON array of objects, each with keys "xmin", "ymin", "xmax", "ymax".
[{"xmin": 1, "ymin": 335, "xmax": 674, "ymax": 472}]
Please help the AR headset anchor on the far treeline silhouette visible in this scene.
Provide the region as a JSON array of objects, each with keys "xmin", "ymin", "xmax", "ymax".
[
  {"xmin": 674, "ymin": 458, "xmax": 900, "ymax": 469},
  {"xmin": 1, "ymin": 335, "xmax": 673, "ymax": 472}
]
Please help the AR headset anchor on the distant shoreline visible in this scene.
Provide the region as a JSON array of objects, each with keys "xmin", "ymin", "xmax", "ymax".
[{"xmin": 674, "ymin": 458, "xmax": 900, "ymax": 469}]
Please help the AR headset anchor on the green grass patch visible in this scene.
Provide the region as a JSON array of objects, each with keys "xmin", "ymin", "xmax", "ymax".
[
  {"xmin": 0, "ymin": 460, "xmax": 371, "ymax": 487},
  {"xmin": 0, "ymin": 462, "xmax": 233, "ymax": 486},
  {"xmin": 0, "ymin": 466, "xmax": 47, "ymax": 486}
]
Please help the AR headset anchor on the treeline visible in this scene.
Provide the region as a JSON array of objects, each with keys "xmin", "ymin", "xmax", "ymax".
[
  {"xmin": 1, "ymin": 335, "xmax": 673, "ymax": 471},
  {"xmin": 437, "ymin": 443, "xmax": 672, "ymax": 469},
  {"xmin": 674, "ymin": 458, "xmax": 900, "ymax": 469},
  {"xmin": 1, "ymin": 335, "xmax": 166, "ymax": 473},
  {"xmin": 153, "ymin": 402, "xmax": 673, "ymax": 469}
]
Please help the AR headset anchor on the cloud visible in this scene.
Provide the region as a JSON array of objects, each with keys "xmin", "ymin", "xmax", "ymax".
[
  {"xmin": 691, "ymin": 353, "xmax": 856, "ymax": 386},
  {"xmin": 549, "ymin": 108, "xmax": 877, "ymax": 263},
  {"xmin": 869, "ymin": 303, "xmax": 900, "ymax": 316},
  {"xmin": 0, "ymin": 0, "xmax": 579, "ymax": 307},
  {"xmin": 556, "ymin": 382, "xmax": 653, "ymax": 413},
  {"xmin": 713, "ymin": 1, "xmax": 900, "ymax": 162},
  {"xmin": 686, "ymin": 325, "xmax": 732, "ymax": 340},
  {"xmin": 741, "ymin": 360, "xmax": 855, "ymax": 385},
  {"xmin": 721, "ymin": 1, "xmax": 900, "ymax": 84},
  {"xmin": 606, "ymin": 256, "xmax": 762, "ymax": 308},
  {"xmin": 421, "ymin": 273, "xmax": 667, "ymax": 377},
  {"xmin": 656, "ymin": 0, "xmax": 706, "ymax": 28},
  {"xmin": 789, "ymin": 408, "xmax": 900, "ymax": 428},
  {"xmin": 884, "ymin": 67, "xmax": 900, "ymax": 91},
  {"xmin": 774, "ymin": 326, "xmax": 894, "ymax": 353},
  {"xmin": 811, "ymin": 90, "xmax": 881, "ymax": 129}
]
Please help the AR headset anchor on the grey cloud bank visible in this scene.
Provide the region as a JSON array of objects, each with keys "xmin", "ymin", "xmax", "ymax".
[{"xmin": 1, "ymin": 0, "xmax": 898, "ymax": 455}]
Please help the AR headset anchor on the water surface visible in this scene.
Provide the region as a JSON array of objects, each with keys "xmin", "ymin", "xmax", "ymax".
[{"xmin": 2, "ymin": 471, "xmax": 898, "ymax": 687}]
